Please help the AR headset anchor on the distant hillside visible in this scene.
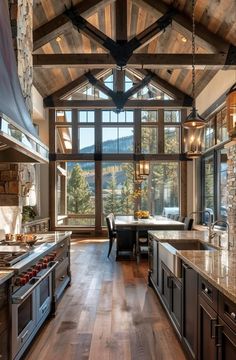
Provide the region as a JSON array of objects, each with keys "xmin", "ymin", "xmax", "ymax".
[{"xmin": 67, "ymin": 135, "xmax": 133, "ymax": 172}]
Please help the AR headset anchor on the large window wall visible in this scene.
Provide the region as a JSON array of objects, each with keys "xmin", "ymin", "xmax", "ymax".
[
  {"xmin": 201, "ymin": 105, "xmax": 228, "ymax": 224},
  {"xmin": 51, "ymin": 108, "xmax": 184, "ymax": 231}
]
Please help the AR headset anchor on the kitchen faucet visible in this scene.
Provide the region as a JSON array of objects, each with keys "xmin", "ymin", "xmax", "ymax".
[
  {"xmin": 189, "ymin": 210, "xmax": 214, "ymax": 243},
  {"xmin": 211, "ymin": 220, "xmax": 234, "ymax": 251}
]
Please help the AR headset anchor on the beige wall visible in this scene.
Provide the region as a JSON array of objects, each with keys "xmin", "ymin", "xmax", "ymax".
[{"xmin": 197, "ymin": 70, "xmax": 236, "ymax": 114}]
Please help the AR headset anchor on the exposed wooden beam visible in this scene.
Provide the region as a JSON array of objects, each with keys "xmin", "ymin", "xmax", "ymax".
[
  {"xmin": 128, "ymin": 8, "xmax": 176, "ymax": 52},
  {"xmin": 44, "ymin": 69, "xmax": 108, "ymax": 104},
  {"xmin": 85, "ymin": 71, "xmax": 152, "ymax": 110},
  {"xmin": 45, "ymin": 99, "xmax": 191, "ymax": 108},
  {"xmin": 133, "ymin": 0, "xmax": 230, "ymax": 53},
  {"xmin": 64, "ymin": 7, "xmax": 117, "ymax": 53},
  {"xmin": 115, "ymin": 0, "xmax": 127, "ymax": 42},
  {"xmin": 130, "ymin": 69, "xmax": 193, "ymax": 106},
  {"xmin": 33, "ymin": 53, "xmax": 236, "ymax": 69},
  {"xmin": 33, "ymin": 0, "xmax": 114, "ymax": 51}
]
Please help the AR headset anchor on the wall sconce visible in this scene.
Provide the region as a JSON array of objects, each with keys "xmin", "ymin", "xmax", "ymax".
[
  {"xmin": 183, "ymin": 127, "xmax": 204, "ymax": 159},
  {"xmin": 226, "ymin": 83, "xmax": 236, "ymax": 139}
]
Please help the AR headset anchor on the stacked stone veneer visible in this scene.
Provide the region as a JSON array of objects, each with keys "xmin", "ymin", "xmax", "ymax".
[
  {"xmin": 0, "ymin": 164, "xmax": 20, "ymax": 206},
  {"xmin": 226, "ymin": 144, "xmax": 236, "ymax": 250},
  {"xmin": 9, "ymin": 0, "xmax": 33, "ymax": 114}
]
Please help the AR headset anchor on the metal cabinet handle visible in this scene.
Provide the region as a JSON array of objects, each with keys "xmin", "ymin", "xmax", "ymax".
[
  {"xmin": 60, "ymin": 275, "xmax": 65, "ymax": 281},
  {"xmin": 60, "ymin": 243, "xmax": 65, "ymax": 248},
  {"xmin": 214, "ymin": 324, "xmax": 223, "ymax": 347},
  {"xmin": 210, "ymin": 318, "xmax": 217, "ymax": 338},
  {"xmin": 230, "ymin": 312, "xmax": 236, "ymax": 320},
  {"xmin": 21, "ymin": 330, "xmax": 29, "ymax": 343},
  {"xmin": 204, "ymin": 287, "xmax": 209, "ymax": 294}
]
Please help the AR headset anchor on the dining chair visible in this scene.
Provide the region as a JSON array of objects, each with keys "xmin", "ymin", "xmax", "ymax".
[
  {"xmin": 177, "ymin": 215, "xmax": 185, "ymax": 223},
  {"xmin": 183, "ymin": 217, "xmax": 194, "ymax": 230},
  {"xmin": 106, "ymin": 213, "xmax": 117, "ymax": 257}
]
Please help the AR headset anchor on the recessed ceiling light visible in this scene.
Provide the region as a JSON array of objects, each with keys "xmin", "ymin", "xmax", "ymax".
[
  {"xmin": 181, "ymin": 36, "xmax": 187, "ymax": 43},
  {"xmin": 56, "ymin": 36, "xmax": 62, "ymax": 42}
]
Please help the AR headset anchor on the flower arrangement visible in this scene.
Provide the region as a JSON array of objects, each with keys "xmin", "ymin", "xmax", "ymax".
[{"xmin": 134, "ymin": 210, "xmax": 150, "ymax": 219}]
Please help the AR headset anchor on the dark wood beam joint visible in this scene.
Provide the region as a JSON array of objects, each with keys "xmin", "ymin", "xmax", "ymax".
[
  {"xmin": 128, "ymin": 8, "xmax": 175, "ymax": 52},
  {"xmin": 225, "ymin": 45, "xmax": 236, "ymax": 65}
]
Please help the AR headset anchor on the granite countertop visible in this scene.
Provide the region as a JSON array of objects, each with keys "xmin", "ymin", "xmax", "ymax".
[
  {"xmin": 177, "ymin": 250, "xmax": 236, "ymax": 304},
  {"xmin": 36, "ymin": 231, "xmax": 72, "ymax": 244},
  {"xmin": 0, "ymin": 270, "xmax": 14, "ymax": 285},
  {"xmin": 148, "ymin": 230, "xmax": 228, "ymax": 249}
]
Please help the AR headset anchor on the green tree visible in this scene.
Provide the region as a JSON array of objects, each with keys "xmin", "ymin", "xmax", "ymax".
[
  {"xmin": 67, "ymin": 165, "xmax": 92, "ymax": 214},
  {"xmin": 104, "ymin": 172, "xmax": 120, "ymax": 215}
]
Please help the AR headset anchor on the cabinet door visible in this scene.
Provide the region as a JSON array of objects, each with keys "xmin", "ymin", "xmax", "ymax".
[
  {"xmin": 161, "ymin": 262, "xmax": 171, "ymax": 310},
  {"xmin": 182, "ymin": 263, "xmax": 198, "ymax": 360},
  {"xmin": 198, "ymin": 296, "xmax": 217, "ymax": 360},
  {"xmin": 217, "ymin": 317, "xmax": 236, "ymax": 360},
  {"xmin": 170, "ymin": 276, "xmax": 182, "ymax": 334},
  {"xmin": 152, "ymin": 240, "xmax": 158, "ymax": 286}
]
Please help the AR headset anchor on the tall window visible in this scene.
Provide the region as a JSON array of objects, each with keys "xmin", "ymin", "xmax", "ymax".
[
  {"xmin": 53, "ymin": 108, "xmax": 183, "ymax": 229},
  {"xmin": 141, "ymin": 162, "xmax": 179, "ymax": 214},
  {"xmin": 202, "ymin": 149, "xmax": 228, "ymax": 223},
  {"xmin": 56, "ymin": 161, "xmax": 95, "ymax": 227}
]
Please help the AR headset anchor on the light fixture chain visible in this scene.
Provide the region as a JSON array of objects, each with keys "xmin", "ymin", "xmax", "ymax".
[{"xmin": 192, "ymin": 0, "xmax": 196, "ymax": 108}]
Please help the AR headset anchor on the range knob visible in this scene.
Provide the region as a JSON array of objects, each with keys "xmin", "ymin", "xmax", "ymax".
[
  {"xmin": 20, "ymin": 277, "xmax": 27, "ymax": 286},
  {"xmin": 32, "ymin": 268, "xmax": 38, "ymax": 276},
  {"xmin": 35, "ymin": 263, "xmax": 43, "ymax": 271},
  {"xmin": 27, "ymin": 270, "xmax": 33, "ymax": 279}
]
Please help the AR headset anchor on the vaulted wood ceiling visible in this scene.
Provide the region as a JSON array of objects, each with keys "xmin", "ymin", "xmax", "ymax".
[{"xmin": 32, "ymin": 0, "xmax": 236, "ymax": 105}]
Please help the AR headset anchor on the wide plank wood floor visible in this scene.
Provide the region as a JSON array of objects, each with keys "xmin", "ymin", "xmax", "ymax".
[{"xmin": 24, "ymin": 239, "xmax": 186, "ymax": 360}]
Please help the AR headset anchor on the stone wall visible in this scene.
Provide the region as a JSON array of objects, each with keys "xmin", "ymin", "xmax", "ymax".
[
  {"xmin": 9, "ymin": 0, "xmax": 33, "ymax": 114},
  {"xmin": 226, "ymin": 143, "xmax": 236, "ymax": 250}
]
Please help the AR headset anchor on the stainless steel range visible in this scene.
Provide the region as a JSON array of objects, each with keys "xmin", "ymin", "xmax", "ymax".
[{"xmin": 0, "ymin": 242, "xmax": 59, "ymax": 360}]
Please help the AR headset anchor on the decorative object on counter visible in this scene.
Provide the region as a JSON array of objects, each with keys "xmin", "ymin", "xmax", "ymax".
[
  {"xmin": 226, "ymin": 82, "xmax": 236, "ymax": 139},
  {"xmin": 22, "ymin": 205, "xmax": 36, "ymax": 223},
  {"xmin": 134, "ymin": 210, "xmax": 150, "ymax": 219},
  {"xmin": 182, "ymin": 0, "xmax": 206, "ymax": 158}
]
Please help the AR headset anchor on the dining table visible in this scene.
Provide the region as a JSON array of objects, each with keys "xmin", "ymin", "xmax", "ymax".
[{"xmin": 115, "ymin": 215, "xmax": 185, "ymax": 262}]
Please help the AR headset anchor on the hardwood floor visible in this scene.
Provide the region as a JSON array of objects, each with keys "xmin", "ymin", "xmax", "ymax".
[{"xmin": 24, "ymin": 239, "xmax": 186, "ymax": 360}]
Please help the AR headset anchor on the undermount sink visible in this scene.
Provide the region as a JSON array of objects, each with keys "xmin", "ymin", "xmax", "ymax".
[
  {"xmin": 159, "ymin": 240, "xmax": 217, "ymax": 278},
  {"xmin": 166, "ymin": 239, "xmax": 217, "ymax": 251}
]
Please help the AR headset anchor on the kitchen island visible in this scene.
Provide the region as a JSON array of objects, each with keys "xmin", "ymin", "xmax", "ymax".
[
  {"xmin": 0, "ymin": 231, "xmax": 71, "ymax": 360},
  {"xmin": 148, "ymin": 230, "xmax": 236, "ymax": 360}
]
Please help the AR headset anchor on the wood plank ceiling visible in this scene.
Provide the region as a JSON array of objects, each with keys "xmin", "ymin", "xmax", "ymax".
[{"xmin": 32, "ymin": 0, "xmax": 236, "ymax": 101}]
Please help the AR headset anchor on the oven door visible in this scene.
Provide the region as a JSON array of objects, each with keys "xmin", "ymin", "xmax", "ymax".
[
  {"xmin": 11, "ymin": 287, "xmax": 37, "ymax": 359},
  {"xmin": 36, "ymin": 273, "xmax": 52, "ymax": 324}
]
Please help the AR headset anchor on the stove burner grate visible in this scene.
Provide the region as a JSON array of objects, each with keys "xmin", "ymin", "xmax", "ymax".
[{"xmin": 0, "ymin": 251, "xmax": 29, "ymax": 266}]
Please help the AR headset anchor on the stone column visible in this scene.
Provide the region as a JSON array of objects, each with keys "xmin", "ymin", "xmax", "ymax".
[
  {"xmin": 226, "ymin": 143, "xmax": 236, "ymax": 250},
  {"xmin": 9, "ymin": 0, "xmax": 33, "ymax": 115}
]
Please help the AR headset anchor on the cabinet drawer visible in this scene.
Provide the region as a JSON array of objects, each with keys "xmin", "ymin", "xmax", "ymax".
[
  {"xmin": 0, "ymin": 306, "xmax": 8, "ymax": 334},
  {"xmin": 219, "ymin": 293, "xmax": 236, "ymax": 333},
  {"xmin": 199, "ymin": 276, "xmax": 218, "ymax": 311},
  {"xmin": 55, "ymin": 257, "xmax": 69, "ymax": 289},
  {"xmin": 55, "ymin": 239, "xmax": 69, "ymax": 260},
  {"xmin": 0, "ymin": 329, "xmax": 8, "ymax": 360}
]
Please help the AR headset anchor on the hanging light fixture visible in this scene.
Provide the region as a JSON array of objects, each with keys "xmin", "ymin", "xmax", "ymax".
[
  {"xmin": 134, "ymin": 161, "xmax": 150, "ymax": 182},
  {"xmin": 183, "ymin": 0, "xmax": 206, "ymax": 158},
  {"xmin": 139, "ymin": 160, "xmax": 150, "ymax": 177},
  {"xmin": 226, "ymin": 82, "xmax": 236, "ymax": 139}
]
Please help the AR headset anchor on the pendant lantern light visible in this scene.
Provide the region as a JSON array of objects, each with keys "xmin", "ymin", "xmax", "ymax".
[
  {"xmin": 183, "ymin": 0, "xmax": 206, "ymax": 158},
  {"xmin": 226, "ymin": 83, "xmax": 236, "ymax": 139},
  {"xmin": 134, "ymin": 161, "xmax": 150, "ymax": 182}
]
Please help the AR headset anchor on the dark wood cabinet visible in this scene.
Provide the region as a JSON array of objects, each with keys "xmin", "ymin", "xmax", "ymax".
[
  {"xmin": 0, "ymin": 282, "xmax": 9, "ymax": 360},
  {"xmin": 182, "ymin": 263, "xmax": 198, "ymax": 360},
  {"xmin": 161, "ymin": 261, "xmax": 171, "ymax": 310},
  {"xmin": 170, "ymin": 275, "xmax": 182, "ymax": 334},
  {"xmin": 217, "ymin": 317, "xmax": 236, "ymax": 360},
  {"xmin": 148, "ymin": 236, "xmax": 159, "ymax": 290},
  {"xmin": 198, "ymin": 296, "xmax": 217, "ymax": 360}
]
